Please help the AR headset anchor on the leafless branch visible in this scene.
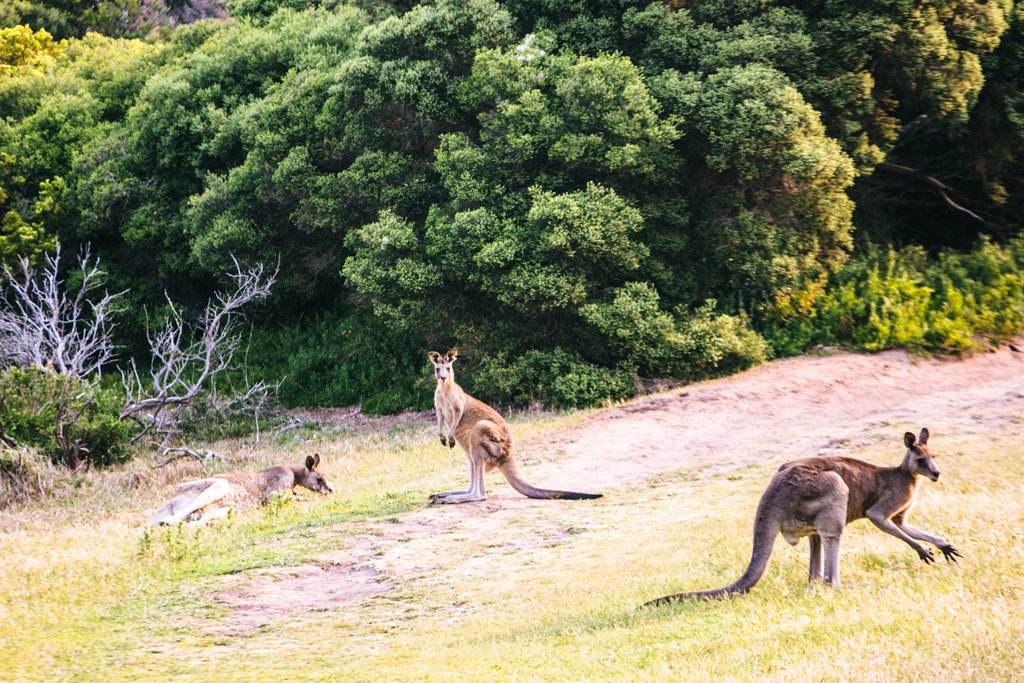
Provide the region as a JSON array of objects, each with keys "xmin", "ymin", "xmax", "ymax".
[
  {"xmin": 120, "ymin": 258, "xmax": 278, "ymax": 459},
  {"xmin": 0, "ymin": 246, "xmax": 125, "ymax": 377},
  {"xmin": 876, "ymin": 163, "xmax": 987, "ymax": 224},
  {"xmin": 154, "ymin": 447, "xmax": 221, "ymax": 468}
]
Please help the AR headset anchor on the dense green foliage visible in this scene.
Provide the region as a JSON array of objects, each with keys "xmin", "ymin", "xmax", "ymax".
[
  {"xmin": 239, "ymin": 310, "xmax": 433, "ymax": 413},
  {"xmin": 1, "ymin": 0, "xmax": 1022, "ymax": 413},
  {"xmin": 766, "ymin": 236, "xmax": 1024, "ymax": 355},
  {"xmin": 0, "ymin": 366, "xmax": 134, "ymax": 468}
]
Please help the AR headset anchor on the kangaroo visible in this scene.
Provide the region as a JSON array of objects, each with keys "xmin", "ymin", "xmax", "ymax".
[
  {"xmin": 149, "ymin": 454, "xmax": 333, "ymax": 525},
  {"xmin": 644, "ymin": 428, "xmax": 960, "ymax": 606},
  {"xmin": 427, "ymin": 348, "xmax": 601, "ymax": 503}
]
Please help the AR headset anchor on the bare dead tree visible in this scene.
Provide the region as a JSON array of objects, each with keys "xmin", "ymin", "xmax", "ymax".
[
  {"xmin": 120, "ymin": 258, "xmax": 278, "ymax": 461},
  {"xmin": 0, "ymin": 248, "xmax": 127, "ymax": 468},
  {"xmin": 0, "ymin": 246, "xmax": 124, "ymax": 376}
]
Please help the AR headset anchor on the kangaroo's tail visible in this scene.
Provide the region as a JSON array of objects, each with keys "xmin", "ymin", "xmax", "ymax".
[
  {"xmin": 641, "ymin": 496, "xmax": 780, "ymax": 606},
  {"xmin": 497, "ymin": 460, "xmax": 602, "ymax": 500}
]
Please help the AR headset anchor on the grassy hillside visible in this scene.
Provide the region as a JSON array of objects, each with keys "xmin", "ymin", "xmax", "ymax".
[{"xmin": 1, "ymin": 405, "xmax": 1021, "ymax": 681}]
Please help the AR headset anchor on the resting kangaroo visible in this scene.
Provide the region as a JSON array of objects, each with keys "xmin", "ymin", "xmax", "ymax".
[
  {"xmin": 644, "ymin": 428, "xmax": 960, "ymax": 606},
  {"xmin": 149, "ymin": 454, "xmax": 333, "ymax": 525},
  {"xmin": 427, "ymin": 348, "xmax": 601, "ymax": 503}
]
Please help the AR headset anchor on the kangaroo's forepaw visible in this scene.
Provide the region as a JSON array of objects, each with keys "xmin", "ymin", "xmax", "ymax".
[
  {"xmin": 918, "ymin": 548, "xmax": 936, "ymax": 564},
  {"xmin": 447, "ymin": 436, "xmax": 456, "ymax": 449},
  {"xmin": 939, "ymin": 544, "xmax": 962, "ymax": 564},
  {"xmin": 438, "ymin": 435, "xmax": 449, "ymax": 447}
]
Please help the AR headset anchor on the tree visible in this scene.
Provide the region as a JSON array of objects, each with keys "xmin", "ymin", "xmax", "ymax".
[
  {"xmin": 0, "ymin": 246, "xmax": 122, "ymax": 376},
  {"xmin": 119, "ymin": 259, "xmax": 277, "ymax": 461},
  {"xmin": 0, "ymin": 247, "xmax": 129, "ymax": 467}
]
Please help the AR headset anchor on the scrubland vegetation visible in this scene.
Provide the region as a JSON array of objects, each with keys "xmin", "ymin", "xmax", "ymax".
[
  {"xmin": 2, "ymin": 1, "xmax": 1024, "ymax": 679},
  {"xmin": 3, "ymin": 0, "xmax": 1024, "ymax": 419}
]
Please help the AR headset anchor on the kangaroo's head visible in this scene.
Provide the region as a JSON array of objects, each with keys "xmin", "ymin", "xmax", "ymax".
[
  {"xmin": 427, "ymin": 348, "xmax": 458, "ymax": 383},
  {"xmin": 903, "ymin": 428, "xmax": 939, "ymax": 481},
  {"xmin": 296, "ymin": 453, "xmax": 333, "ymax": 493}
]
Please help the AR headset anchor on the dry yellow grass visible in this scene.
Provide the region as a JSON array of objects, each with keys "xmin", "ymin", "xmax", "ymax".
[{"xmin": 0, "ymin": 409, "xmax": 1021, "ymax": 682}]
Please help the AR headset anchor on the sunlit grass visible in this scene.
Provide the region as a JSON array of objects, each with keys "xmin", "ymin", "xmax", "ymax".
[{"xmin": 0, "ymin": 411, "xmax": 1021, "ymax": 681}]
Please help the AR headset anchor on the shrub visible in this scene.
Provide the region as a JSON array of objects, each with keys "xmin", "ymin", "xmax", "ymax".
[
  {"xmin": 0, "ymin": 445, "xmax": 62, "ymax": 507},
  {"xmin": 0, "ymin": 366, "xmax": 134, "ymax": 468},
  {"xmin": 762, "ymin": 236, "xmax": 1024, "ymax": 355},
  {"xmin": 664, "ymin": 302, "xmax": 770, "ymax": 379},
  {"xmin": 472, "ymin": 348, "xmax": 636, "ymax": 409},
  {"xmin": 238, "ymin": 310, "xmax": 433, "ymax": 414}
]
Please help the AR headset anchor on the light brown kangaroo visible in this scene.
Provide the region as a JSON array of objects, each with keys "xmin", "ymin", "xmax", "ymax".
[
  {"xmin": 427, "ymin": 348, "xmax": 601, "ymax": 504},
  {"xmin": 149, "ymin": 454, "xmax": 333, "ymax": 525},
  {"xmin": 644, "ymin": 428, "xmax": 960, "ymax": 606}
]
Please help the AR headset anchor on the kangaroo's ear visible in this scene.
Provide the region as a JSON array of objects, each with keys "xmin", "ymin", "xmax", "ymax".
[
  {"xmin": 305, "ymin": 455, "xmax": 316, "ymax": 471},
  {"xmin": 312, "ymin": 452, "xmax": 321, "ymax": 468},
  {"xmin": 904, "ymin": 432, "xmax": 916, "ymax": 448},
  {"xmin": 446, "ymin": 348, "xmax": 459, "ymax": 362},
  {"xmin": 428, "ymin": 351, "xmax": 441, "ymax": 364},
  {"xmin": 918, "ymin": 428, "xmax": 929, "ymax": 445}
]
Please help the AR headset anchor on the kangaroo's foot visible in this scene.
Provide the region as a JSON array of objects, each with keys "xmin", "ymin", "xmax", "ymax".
[
  {"xmin": 939, "ymin": 544, "xmax": 962, "ymax": 563},
  {"xmin": 431, "ymin": 492, "xmax": 487, "ymax": 504},
  {"xmin": 429, "ymin": 489, "xmax": 469, "ymax": 500}
]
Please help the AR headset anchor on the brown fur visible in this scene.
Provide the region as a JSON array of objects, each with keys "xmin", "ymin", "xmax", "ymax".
[
  {"xmin": 150, "ymin": 454, "xmax": 333, "ymax": 525},
  {"xmin": 644, "ymin": 428, "xmax": 960, "ymax": 606},
  {"xmin": 427, "ymin": 348, "xmax": 601, "ymax": 503}
]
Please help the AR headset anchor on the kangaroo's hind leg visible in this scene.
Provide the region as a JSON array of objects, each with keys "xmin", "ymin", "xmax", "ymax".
[
  {"xmin": 432, "ymin": 448, "xmax": 487, "ymax": 504},
  {"xmin": 150, "ymin": 479, "xmax": 232, "ymax": 525},
  {"xmin": 808, "ymin": 535, "xmax": 823, "ymax": 581},
  {"xmin": 194, "ymin": 505, "xmax": 232, "ymax": 525},
  {"xmin": 815, "ymin": 472, "xmax": 849, "ymax": 587}
]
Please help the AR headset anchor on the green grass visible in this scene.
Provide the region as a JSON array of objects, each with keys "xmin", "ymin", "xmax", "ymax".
[{"xmin": 0, "ymin": 412, "xmax": 1021, "ymax": 682}]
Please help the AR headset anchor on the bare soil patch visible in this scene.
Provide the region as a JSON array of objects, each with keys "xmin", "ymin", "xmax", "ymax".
[
  {"xmin": 209, "ymin": 564, "xmax": 394, "ymax": 636},
  {"xmin": 210, "ymin": 341, "xmax": 1024, "ymax": 634}
]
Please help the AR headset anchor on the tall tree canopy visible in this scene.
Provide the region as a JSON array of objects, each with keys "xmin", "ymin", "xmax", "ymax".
[{"xmin": 1, "ymin": 0, "xmax": 1020, "ymax": 408}]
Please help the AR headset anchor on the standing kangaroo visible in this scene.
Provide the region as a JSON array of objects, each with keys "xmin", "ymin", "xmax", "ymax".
[
  {"xmin": 427, "ymin": 348, "xmax": 601, "ymax": 503},
  {"xmin": 644, "ymin": 428, "xmax": 960, "ymax": 606},
  {"xmin": 149, "ymin": 454, "xmax": 333, "ymax": 525}
]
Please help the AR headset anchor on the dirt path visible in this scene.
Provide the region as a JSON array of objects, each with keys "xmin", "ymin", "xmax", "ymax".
[{"xmin": 211, "ymin": 341, "xmax": 1024, "ymax": 634}]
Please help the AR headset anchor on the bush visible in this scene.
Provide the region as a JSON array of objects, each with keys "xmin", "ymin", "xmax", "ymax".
[
  {"xmin": 763, "ymin": 236, "xmax": 1024, "ymax": 355},
  {"xmin": 472, "ymin": 348, "xmax": 636, "ymax": 409},
  {"xmin": 239, "ymin": 310, "xmax": 434, "ymax": 414},
  {"xmin": 0, "ymin": 366, "xmax": 134, "ymax": 468},
  {"xmin": 0, "ymin": 445, "xmax": 62, "ymax": 507},
  {"xmin": 664, "ymin": 302, "xmax": 770, "ymax": 379}
]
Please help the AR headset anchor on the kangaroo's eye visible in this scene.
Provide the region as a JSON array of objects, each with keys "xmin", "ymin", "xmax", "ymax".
[{"xmin": 916, "ymin": 458, "xmax": 926, "ymax": 466}]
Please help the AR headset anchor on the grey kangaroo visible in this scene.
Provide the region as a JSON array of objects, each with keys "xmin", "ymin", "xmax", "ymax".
[
  {"xmin": 149, "ymin": 454, "xmax": 333, "ymax": 525},
  {"xmin": 644, "ymin": 428, "xmax": 960, "ymax": 606},
  {"xmin": 428, "ymin": 348, "xmax": 601, "ymax": 504}
]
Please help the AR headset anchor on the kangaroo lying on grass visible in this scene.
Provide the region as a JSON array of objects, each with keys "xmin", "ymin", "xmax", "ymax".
[
  {"xmin": 149, "ymin": 454, "xmax": 333, "ymax": 525},
  {"xmin": 644, "ymin": 428, "xmax": 961, "ymax": 606},
  {"xmin": 428, "ymin": 348, "xmax": 601, "ymax": 504}
]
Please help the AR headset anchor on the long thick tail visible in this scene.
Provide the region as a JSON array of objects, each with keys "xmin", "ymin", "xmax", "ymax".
[
  {"xmin": 642, "ymin": 500, "xmax": 780, "ymax": 606},
  {"xmin": 498, "ymin": 460, "xmax": 602, "ymax": 500}
]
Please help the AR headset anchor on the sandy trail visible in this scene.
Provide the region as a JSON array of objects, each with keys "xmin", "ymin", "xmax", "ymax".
[
  {"xmin": 541, "ymin": 341, "xmax": 1024, "ymax": 490},
  {"xmin": 211, "ymin": 341, "xmax": 1024, "ymax": 634}
]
